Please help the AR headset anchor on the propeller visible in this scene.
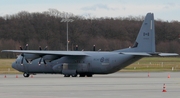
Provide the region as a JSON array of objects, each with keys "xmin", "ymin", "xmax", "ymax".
[
  {"xmin": 38, "ymin": 46, "xmax": 48, "ymax": 65},
  {"xmin": 38, "ymin": 58, "xmax": 46, "ymax": 65},
  {"xmin": 20, "ymin": 44, "xmax": 29, "ymax": 65},
  {"xmin": 19, "ymin": 44, "xmax": 28, "ymax": 50},
  {"xmin": 21, "ymin": 54, "xmax": 29, "ymax": 65},
  {"xmin": 24, "ymin": 44, "xmax": 28, "ymax": 50}
]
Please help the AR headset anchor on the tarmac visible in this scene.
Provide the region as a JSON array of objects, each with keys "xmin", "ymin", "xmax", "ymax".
[{"xmin": 0, "ymin": 72, "xmax": 180, "ymax": 98}]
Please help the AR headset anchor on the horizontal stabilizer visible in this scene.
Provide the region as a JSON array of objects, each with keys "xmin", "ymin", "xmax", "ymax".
[
  {"xmin": 120, "ymin": 52, "xmax": 152, "ymax": 56},
  {"xmin": 158, "ymin": 53, "xmax": 179, "ymax": 56},
  {"xmin": 120, "ymin": 52, "xmax": 179, "ymax": 57}
]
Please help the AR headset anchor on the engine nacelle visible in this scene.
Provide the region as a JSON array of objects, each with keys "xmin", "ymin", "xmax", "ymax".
[
  {"xmin": 24, "ymin": 54, "xmax": 39, "ymax": 61},
  {"xmin": 43, "ymin": 55, "xmax": 59, "ymax": 62}
]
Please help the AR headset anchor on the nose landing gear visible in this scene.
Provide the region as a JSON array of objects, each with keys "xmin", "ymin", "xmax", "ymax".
[{"xmin": 23, "ymin": 73, "xmax": 30, "ymax": 77}]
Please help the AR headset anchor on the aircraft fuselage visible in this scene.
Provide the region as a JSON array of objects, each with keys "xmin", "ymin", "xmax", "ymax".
[{"xmin": 12, "ymin": 51, "xmax": 140, "ymax": 77}]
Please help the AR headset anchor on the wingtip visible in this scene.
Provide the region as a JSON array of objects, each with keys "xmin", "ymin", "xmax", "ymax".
[
  {"xmin": 1, "ymin": 50, "xmax": 5, "ymax": 52},
  {"xmin": 1, "ymin": 50, "xmax": 8, "ymax": 52}
]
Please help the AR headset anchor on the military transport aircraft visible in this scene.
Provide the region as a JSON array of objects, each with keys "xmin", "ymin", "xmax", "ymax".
[{"xmin": 2, "ymin": 13, "xmax": 178, "ymax": 78}]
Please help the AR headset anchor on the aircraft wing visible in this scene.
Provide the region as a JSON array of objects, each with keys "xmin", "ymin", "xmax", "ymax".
[{"xmin": 1, "ymin": 50, "xmax": 88, "ymax": 56}]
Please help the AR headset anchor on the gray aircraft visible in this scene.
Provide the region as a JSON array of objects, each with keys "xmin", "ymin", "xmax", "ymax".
[{"xmin": 2, "ymin": 13, "xmax": 178, "ymax": 77}]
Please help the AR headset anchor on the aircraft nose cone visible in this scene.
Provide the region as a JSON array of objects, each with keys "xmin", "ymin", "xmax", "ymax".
[{"xmin": 12, "ymin": 62, "xmax": 16, "ymax": 69}]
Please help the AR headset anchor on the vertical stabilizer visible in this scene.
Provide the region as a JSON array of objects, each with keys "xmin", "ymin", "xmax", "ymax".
[{"xmin": 132, "ymin": 13, "xmax": 155, "ymax": 52}]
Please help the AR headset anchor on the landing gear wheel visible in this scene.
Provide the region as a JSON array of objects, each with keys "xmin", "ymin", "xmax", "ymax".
[
  {"xmin": 87, "ymin": 74, "xmax": 93, "ymax": 77},
  {"xmin": 64, "ymin": 74, "xmax": 70, "ymax": 77},
  {"xmin": 79, "ymin": 74, "xmax": 85, "ymax": 77},
  {"xmin": 23, "ymin": 73, "xmax": 30, "ymax": 78},
  {"xmin": 71, "ymin": 74, "xmax": 77, "ymax": 77}
]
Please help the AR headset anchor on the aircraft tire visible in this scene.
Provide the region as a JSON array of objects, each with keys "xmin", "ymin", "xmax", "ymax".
[
  {"xmin": 23, "ymin": 73, "xmax": 30, "ymax": 77},
  {"xmin": 79, "ymin": 74, "xmax": 85, "ymax": 77},
  {"xmin": 71, "ymin": 74, "xmax": 77, "ymax": 77},
  {"xmin": 86, "ymin": 74, "xmax": 93, "ymax": 77},
  {"xmin": 64, "ymin": 74, "xmax": 70, "ymax": 77}
]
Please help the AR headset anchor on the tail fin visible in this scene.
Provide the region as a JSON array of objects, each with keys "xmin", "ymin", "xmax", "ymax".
[
  {"xmin": 117, "ymin": 13, "xmax": 178, "ymax": 56},
  {"xmin": 132, "ymin": 13, "xmax": 155, "ymax": 53}
]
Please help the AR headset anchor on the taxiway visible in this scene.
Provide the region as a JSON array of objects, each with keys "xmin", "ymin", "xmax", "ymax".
[{"xmin": 0, "ymin": 72, "xmax": 180, "ymax": 98}]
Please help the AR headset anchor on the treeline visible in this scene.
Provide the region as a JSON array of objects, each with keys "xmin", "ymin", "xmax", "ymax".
[{"xmin": 0, "ymin": 9, "xmax": 180, "ymax": 58}]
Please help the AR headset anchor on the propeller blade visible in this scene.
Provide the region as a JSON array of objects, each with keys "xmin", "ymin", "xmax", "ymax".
[
  {"xmin": 20, "ymin": 44, "xmax": 29, "ymax": 65},
  {"xmin": 20, "ymin": 46, "xmax": 23, "ymax": 50},
  {"xmin": 25, "ymin": 58, "xmax": 29, "ymax": 63},
  {"xmin": 21, "ymin": 56, "xmax": 24, "ymax": 65},
  {"xmin": 43, "ymin": 59, "xmax": 46, "ymax": 65},
  {"xmin": 75, "ymin": 45, "xmax": 78, "ymax": 51},
  {"xmin": 38, "ymin": 57, "xmax": 46, "ymax": 65},
  {"xmin": 39, "ymin": 46, "xmax": 42, "ymax": 50},
  {"xmin": 93, "ymin": 45, "xmax": 96, "ymax": 51},
  {"xmin": 21, "ymin": 54, "xmax": 29, "ymax": 65},
  {"xmin": 44, "ymin": 46, "xmax": 48, "ymax": 50},
  {"xmin": 38, "ymin": 58, "xmax": 42, "ymax": 65},
  {"xmin": 25, "ymin": 44, "xmax": 28, "ymax": 50}
]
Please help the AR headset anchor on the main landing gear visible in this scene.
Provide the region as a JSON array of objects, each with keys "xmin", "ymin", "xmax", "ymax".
[
  {"xmin": 23, "ymin": 73, "xmax": 30, "ymax": 77},
  {"xmin": 64, "ymin": 74, "xmax": 92, "ymax": 77},
  {"xmin": 64, "ymin": 74, "xmax": 78, "ymax": 77},
  {"xmin": 22, "ymin": 73, "xmax": 92, "ymax": 78},
  {"xmin": 80, "ymin": 74, "xmax": 93, "ymax": 77}
]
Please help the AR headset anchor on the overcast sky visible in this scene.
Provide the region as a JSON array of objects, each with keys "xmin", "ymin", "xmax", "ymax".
[{"xmin": 0, "ymin": 0, "xmax": 180, "ymax": 21}]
